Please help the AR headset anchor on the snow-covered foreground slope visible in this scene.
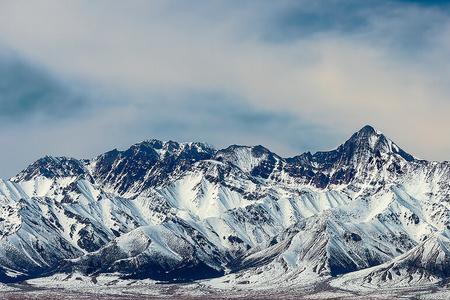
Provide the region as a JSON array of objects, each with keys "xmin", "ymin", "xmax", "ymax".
[{"xmin": 0, "ymin": 125, "xmax": 450, "ymax": 294}]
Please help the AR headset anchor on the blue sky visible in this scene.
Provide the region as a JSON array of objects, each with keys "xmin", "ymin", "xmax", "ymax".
[{"xmin": 0, "ymin": 0, "xmax": 450, "ymax": 177}]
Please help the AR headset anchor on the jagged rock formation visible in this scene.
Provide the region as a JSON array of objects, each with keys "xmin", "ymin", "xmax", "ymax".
[{"xmin": 0, "ymin": 125, "xmax": 449, "ymax": 287}]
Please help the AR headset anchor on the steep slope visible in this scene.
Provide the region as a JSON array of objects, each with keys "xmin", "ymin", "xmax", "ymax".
[
  {"xmin": 283, "ymin": 125, "xmax": 415, "ymax": 189},
  {"xmin": 331, "ymin": 232, "xmax": 450, "ymax": 289},
  {"xmin": 91, "ymin": 140, "xmax": 215, "ymax": 195},
  {"xmin": 64, "ymin": 220, "xmax": 226, "ymax": 281}
]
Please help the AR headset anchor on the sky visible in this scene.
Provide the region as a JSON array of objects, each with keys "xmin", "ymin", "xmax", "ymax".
[{"xmin": 0, "ymin": 0, "xmax": 450, "ymax": 177}]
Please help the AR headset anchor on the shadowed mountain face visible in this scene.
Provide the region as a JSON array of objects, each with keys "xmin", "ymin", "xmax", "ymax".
[{"xmin": 1, "ymin": 125, "xmax": 449, "ymax": 288}]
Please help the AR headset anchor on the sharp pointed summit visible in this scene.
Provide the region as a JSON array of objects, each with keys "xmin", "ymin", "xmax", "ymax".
[
  {"xmin": 302, "ymin": 125, "xmax": 413, "ymax": 171},
  {"xmin": 356, "ymin": 124, "xmax": 379, "ymax": 134},
  {"xmin": 347, "ymin": 125, "xmax": 386, "ymax": 146},
  {"xmin": 337, "ymin": 124, "xmax": 415, "ymax": 162}
]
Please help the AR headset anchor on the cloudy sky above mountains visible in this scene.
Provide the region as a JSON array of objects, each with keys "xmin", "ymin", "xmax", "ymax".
[{"xmin": 0, "ymin": 0, "xmax": 449, "ymax": 177}]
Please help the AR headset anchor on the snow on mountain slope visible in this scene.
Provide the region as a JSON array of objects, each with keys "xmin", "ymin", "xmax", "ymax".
[
  {"xmin": 0, "ymin": 125, "xmax": 449, "ymax": 289},
  {"xmin": 215, "ymin": 145, "xmax": 282, "ymax": 177},
  {"xmin": 63, "ymin": 220, "xmax": 226, "ymax": 281},
  {"xmin": 331, "ymin": 232, "xmax": 450, "ymax": 290}
]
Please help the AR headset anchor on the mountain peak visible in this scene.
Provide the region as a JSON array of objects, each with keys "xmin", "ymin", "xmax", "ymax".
[
  {"xmin": 348, "ymin": 125, "xmax": 383, "ymax": 146},
  {"xmin": 347, "ymin": 126, "xmax": 384, "ymax": 152},
  {"xmin": 342, "ymin": 125, "xmax": 414, "ymax": 162},
  {"xmin": 12, "ymin": 156, "xmax": 88, "ymax": 182},
  {"xmin": 307, "ymin": 125, "xmax": 415, "ymax": 171},
  {"xmin": 357, "ymin": 124, "xmax": 379, "ymax": 135}
]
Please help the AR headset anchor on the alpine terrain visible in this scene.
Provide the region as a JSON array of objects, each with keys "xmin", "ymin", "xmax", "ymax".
[{"xmin": 1, "ymin": 125, "xmax": 450, "ymax": 297}]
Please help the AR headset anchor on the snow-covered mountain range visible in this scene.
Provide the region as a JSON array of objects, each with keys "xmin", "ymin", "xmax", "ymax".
[{"xmin": 1, "ymin": 125, "xmax": 450, "ymax": 289}]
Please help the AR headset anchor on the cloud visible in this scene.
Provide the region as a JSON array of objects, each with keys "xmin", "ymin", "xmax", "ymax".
[
  {"xmin": 0, "ymin": 52, "xmax": 87, "ymax": 121},
  {"xmin": 0, "ymin": 0, "xmax": 449, "ymax": 176},
  {"xmin": 0, "ymin": 90, "xmax": 337, "ymax": 178}
]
